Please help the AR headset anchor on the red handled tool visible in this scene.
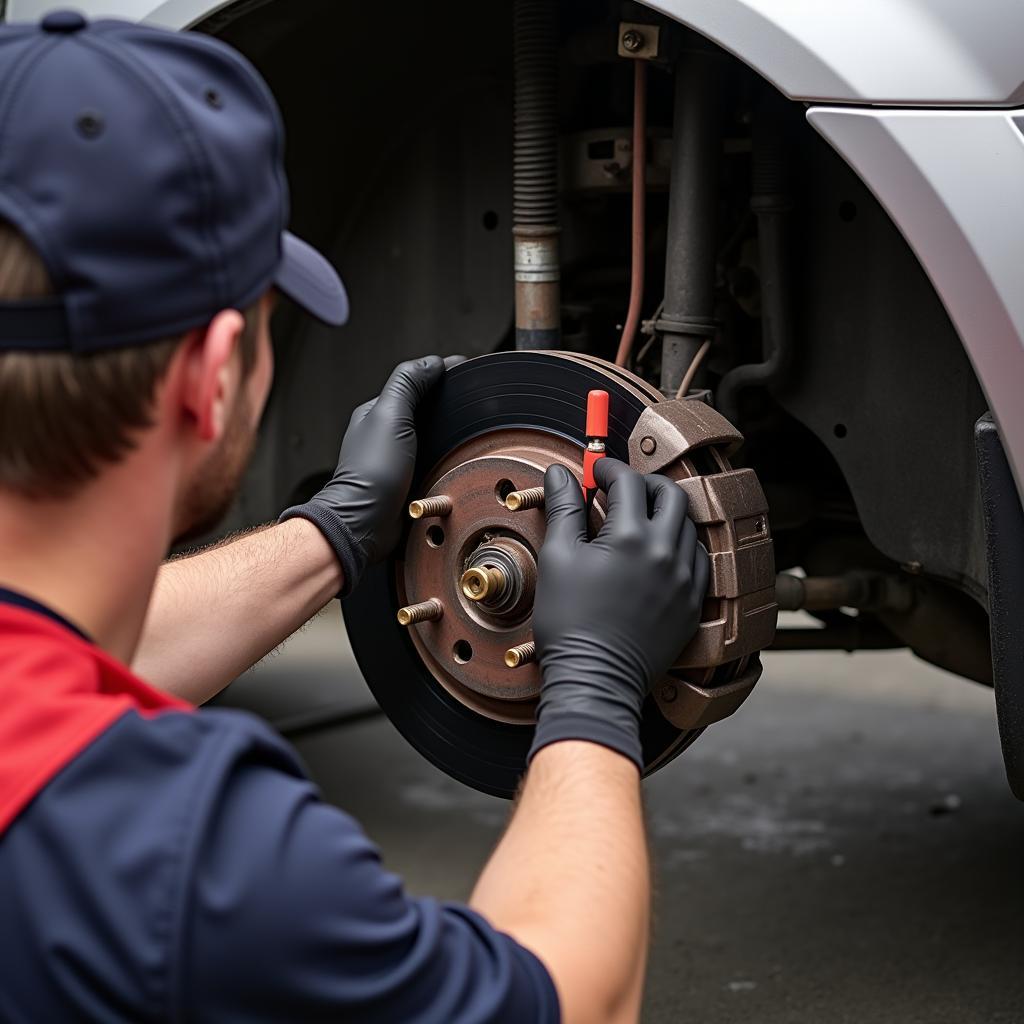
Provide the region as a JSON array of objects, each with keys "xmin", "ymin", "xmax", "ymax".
[{"xmin": 583, "ymin": 389, "xmax": 609, "ymax": 514}]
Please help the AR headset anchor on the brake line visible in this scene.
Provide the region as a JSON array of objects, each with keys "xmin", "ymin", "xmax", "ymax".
[{"xmin": 614, "ymin": 58, "xmax": 648, "ymax": 368}]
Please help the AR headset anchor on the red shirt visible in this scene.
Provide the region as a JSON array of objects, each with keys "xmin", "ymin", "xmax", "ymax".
[{"xmin": 0, "ymin": 596, "xmax": 188, "ymax": 835}]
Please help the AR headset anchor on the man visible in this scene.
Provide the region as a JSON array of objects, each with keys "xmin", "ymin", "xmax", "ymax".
[{"xmin": 0, "ymin": 13, "xmax": 708, "ymax": 1024}]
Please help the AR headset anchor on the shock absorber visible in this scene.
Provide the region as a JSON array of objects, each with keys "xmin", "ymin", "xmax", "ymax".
[
  {"xmin": 513, "ymin": 0, "xmax": 561, "ymax": 350},
  {"xmin": 658, "ymin": 34, "xmax": 724, "ymax": 396}
]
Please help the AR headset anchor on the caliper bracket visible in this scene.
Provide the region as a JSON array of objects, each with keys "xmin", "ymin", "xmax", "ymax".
[{"xmin": 629, "ymin": 398, "xmax": 778, "ymax": 729}]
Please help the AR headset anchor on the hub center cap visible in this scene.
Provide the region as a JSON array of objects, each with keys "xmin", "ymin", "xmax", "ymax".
[{"xmin": 461, "ymin": 538, "xmax": 535, "ymax": 620}]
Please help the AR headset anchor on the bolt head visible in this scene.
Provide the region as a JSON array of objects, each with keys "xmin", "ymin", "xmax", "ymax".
[
  {"xmin": 640, "ymin": 436, "xmax": 657, "ymax": 456},
  {"xmin": 622, "ymin": 29, "xmax": 645, "ymax": 52},
  {"xmin": 659, "ymin": 683, "xmax": 678, "ymax": 703}
]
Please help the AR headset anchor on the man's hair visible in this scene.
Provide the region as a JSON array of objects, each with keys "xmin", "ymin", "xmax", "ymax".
[{"xmin": 0, "ymin": 221, "xmax": 261, "ymax": 500}]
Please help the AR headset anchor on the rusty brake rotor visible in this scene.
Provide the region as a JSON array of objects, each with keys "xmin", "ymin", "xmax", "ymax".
[{"xmin": 343, "ymin": 352, "xmax": 777, "ymax": 797}]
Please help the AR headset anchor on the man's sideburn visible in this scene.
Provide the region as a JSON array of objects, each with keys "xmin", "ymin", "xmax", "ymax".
[{"xmin": 173, "ymin": 389, "xmax": 259, "ymax": 544}]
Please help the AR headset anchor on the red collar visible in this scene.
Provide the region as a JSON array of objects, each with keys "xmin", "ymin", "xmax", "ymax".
[{"xmin": 0, "ymin": 602, "xmax": 190, "ymax": 835}]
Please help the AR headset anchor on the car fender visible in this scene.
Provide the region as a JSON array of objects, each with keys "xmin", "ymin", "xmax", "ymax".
[
  {"xmin": 6, "ymin": 0, "xmax": 235, "ymax": 29},
  {"xmin": 807, "ymin": 107, "xmax": 1024, "ymax": 499},
  {"xmin": 8, "ymin": 0, "xmax": 1024, "ymax": 106},
  {"xmin": 640, "ymin": 0, "xmax": 1024, "ymax": 107}
]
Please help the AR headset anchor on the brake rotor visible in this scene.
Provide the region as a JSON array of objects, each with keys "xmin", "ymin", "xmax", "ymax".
[{"xmin": 343, "ymin": 352, "xmax": 777, "ymax": 798}]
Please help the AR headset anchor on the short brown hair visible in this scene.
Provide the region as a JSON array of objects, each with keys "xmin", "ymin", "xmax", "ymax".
[{"xmin": 0, "ymin": 221, "xmax": 260, "ymax": 499}]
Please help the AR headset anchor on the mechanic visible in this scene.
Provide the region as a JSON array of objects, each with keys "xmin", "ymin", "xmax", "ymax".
[{"xmin": 0, "ymin": 14, "xmax": 708, "ymax": 1024}]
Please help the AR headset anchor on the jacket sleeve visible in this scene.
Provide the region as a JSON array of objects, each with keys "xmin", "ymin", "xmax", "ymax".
[{"xmin": 172, "ymin": 735, "xmax": 559, "ymax": 1024}]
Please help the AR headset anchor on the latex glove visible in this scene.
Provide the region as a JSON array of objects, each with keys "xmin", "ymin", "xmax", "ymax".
[
  {"xmin": 280, "ymin": 355, "xmax": 462, "ymax": 596},
  {"xmin": 529, "ymin": 458, "xmax": 710, "ymax": 771}
]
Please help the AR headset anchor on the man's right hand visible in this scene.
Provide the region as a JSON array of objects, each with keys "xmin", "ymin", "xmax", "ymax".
[{"xmin": 529, "ymin": 458, "xmax": 710, "ymax": 771}]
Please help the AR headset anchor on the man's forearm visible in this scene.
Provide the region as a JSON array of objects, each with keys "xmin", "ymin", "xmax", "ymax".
[
  {"xmin": 133, "ymin": 518, "xmax": 342, "ymax": 703},
  {"xmin": 470, "ymin": 741, "xmax": 649, "ymax": 1024}
]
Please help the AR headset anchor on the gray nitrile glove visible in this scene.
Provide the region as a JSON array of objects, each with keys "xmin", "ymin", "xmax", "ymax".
[
  {"xmin": 529, "ymin": 458, "xmax": 710, "ymax": 771},
  {"xmin": 280, "ymin": 355, "xmax": 462, "ymax": 596}
]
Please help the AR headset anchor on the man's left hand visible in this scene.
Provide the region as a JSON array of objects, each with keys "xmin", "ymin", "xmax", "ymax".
[{"xmin": 280, "ymin": 355, "xmax": 462, "ymax": 595}]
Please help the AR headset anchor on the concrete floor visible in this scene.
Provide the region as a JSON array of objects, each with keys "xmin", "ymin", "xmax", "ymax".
[{"xmin": 223, "ymin": 607, "xmax": 1024, "ymax": 1023}]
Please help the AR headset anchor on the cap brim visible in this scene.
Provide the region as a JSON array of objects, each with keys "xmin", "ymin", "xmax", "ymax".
[{"xmin": 275, "ymin": 231, "xmax": 349, "ymax": 326}]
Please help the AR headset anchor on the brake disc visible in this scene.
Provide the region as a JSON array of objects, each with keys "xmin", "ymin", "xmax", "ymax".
[{"xmin": 343, "ymin": 352, "xmax": 777, "ymax": 797}]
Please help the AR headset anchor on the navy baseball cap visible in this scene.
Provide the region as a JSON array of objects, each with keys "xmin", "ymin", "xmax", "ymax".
[{"xmin": 0, "ymin": 10, "xmax": 349, "ymax": 354}]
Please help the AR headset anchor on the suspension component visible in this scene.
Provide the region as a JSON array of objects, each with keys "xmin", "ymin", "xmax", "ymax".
[
  {"xmin": 513, "ymin": 0, "xmax": 561, "ymax": 350},
  {"xmin": 657, "ymin": 34, "xmax": 724, "ymax": 395}
]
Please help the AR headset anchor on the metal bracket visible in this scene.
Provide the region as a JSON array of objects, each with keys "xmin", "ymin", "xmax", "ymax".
[
  {"xmin": 628, "ymin": 398, "xmax": 778, "ymax": 671},
  {"xmin": 618, "ymin": 22, "xmax": 661, "ymax": 61},
  {"xmin": 654, "ymin": 658, "xmax": 762, "ymax": 730},
  {"xmin": 629, "ymin": 398, "xmax": 743, "ymax": 470}
]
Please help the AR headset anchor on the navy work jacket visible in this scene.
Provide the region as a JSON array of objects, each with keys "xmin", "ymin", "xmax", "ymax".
[{"xmin": 0, "ymin": 590, "xmax": 558, "ymax": 1022}]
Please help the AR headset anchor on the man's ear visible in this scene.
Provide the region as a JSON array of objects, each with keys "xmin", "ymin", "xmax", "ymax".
[{"xmin": 177, "ymin": 309, "xmax": 246, "ymax": 443}]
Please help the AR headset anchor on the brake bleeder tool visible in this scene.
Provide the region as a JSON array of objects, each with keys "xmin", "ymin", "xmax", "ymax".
[{"xmin": 583, "ymin": 389, "xmax": 609, "ymax": 516}]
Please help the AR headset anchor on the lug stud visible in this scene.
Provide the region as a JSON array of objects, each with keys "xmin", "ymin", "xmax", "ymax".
[
  {"xmin": 396, "ymin": 598, "xmax": 444, "ymax": 626},
  {"xmin": 409, "ymin": 495, "xmax": 453, "ymax": 519},
  {"xmin": 504, "ymin": 641, "xmax": 537, "ymax": 668},
  {"xmin": 505, "ymin": 486, "xmax": 545, "ymax": 512}
]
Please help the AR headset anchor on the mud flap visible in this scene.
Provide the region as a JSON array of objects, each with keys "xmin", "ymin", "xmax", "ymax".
[{"xmin": 975, "ymin": 413, "xmax": 1024, "ymax": 800}]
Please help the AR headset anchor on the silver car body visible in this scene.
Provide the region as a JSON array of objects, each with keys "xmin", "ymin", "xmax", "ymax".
[{"xmin": 9, "ymin": 0, "xmax": 1024, "ymax": 498}]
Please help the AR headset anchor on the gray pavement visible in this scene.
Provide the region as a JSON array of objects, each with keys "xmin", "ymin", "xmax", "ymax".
[{"xmin": 223, "ymin": 608, "xmax": 1024, "ymax": 1023}]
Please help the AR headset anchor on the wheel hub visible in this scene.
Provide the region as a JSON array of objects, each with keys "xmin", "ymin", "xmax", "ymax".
[{"xmin": 400, "ymin": 434, "xmax": 594, "ymax": 720}]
